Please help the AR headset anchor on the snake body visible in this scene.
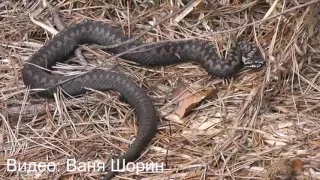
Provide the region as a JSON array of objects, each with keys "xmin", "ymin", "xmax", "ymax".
[{"xmin": 22, "ymin": 21, "xmax": 265, "ymax": 179}]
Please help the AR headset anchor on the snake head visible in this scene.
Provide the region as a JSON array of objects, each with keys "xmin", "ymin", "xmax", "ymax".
[{"xmin": 238, "ymin": 42, "xmax": 265, "ymax": 68}]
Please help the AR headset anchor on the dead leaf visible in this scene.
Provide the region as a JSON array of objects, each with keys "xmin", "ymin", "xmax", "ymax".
[
  {"xmin": 166, "ymin": 79, "xmax": 217, "ymax": 123},
  {"xmin": 170, "ymin": 79, "xmax": 188, "ymax": 100},
  {"xmin": 161, "ymin": 113, "xmax": 184, "ymax": 124},
  {"xmin": 292, "ymin": 159, "xmax": 303, "ymax": 175},
  {"xmin": 175, "ymin": 88, "xmax": 216, "ymax": 119},
  {"xmin": 196, "ymin": 0, "xmax": 214, "ymax": 10},
  {"xmin": 309, "ymin": 140, "xmax": 320, "ymax": 147}
]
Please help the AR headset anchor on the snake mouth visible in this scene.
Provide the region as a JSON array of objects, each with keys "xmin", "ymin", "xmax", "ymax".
[{"xmin": 245, "ymin": 61, "xmax": 265, "ymax": 68}]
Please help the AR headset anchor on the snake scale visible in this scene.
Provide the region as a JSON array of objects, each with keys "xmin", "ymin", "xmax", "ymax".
[{"xmin": 22, "ymin": 20, "xmax": 265, "ymax": 179}]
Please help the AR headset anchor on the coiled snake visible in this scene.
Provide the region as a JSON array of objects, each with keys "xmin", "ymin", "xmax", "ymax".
[{"xmin": 22, "ymin": 21, "xmax": 265, "ymax": 179}]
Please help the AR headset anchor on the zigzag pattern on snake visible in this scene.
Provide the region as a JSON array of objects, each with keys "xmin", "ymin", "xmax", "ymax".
[{"xmin": 21, "ymin": 20, "xmax": 265, "ymax": 179}]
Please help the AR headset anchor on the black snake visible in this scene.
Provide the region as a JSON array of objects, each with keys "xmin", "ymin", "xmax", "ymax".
[{"xmin": 21, "ymin": 21, "xmax": 265, "ymax": 179}]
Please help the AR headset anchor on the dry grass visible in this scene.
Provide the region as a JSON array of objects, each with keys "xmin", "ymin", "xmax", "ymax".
[{"xmin": 1, "ymin": 0, "xmax": 320, "ymax": 179}]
